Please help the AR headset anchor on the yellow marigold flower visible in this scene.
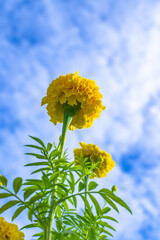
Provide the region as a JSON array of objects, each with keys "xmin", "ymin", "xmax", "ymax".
[
  {"xmin": 74, "ymin": 142, "xmax": 115, "ymax": 179},
  {"xmin": 41, "ymin": 72, "xmax": 106, "ymax": 130},
  {"xmin": 0, "ymin": 217, "xmax": 24, "ymax": 240}
]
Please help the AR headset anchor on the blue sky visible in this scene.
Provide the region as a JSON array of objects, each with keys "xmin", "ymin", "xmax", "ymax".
[{"xmin": 0, "ymin": 0, "xmax": 160, "ymax": 239}]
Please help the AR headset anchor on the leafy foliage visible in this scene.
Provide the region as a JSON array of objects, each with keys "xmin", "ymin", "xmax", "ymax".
[{"xmin": 0, "ymin": 135, "xmax": 132, "ymax": 240}]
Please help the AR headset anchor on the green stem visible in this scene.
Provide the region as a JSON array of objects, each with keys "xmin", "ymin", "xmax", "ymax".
[
  {"xmin": 84, "ymin": 175, "xmax": 89, "ymax": 199},
  {"xmin": 47, "ymin": 103, "xmax": 80, "ymax": 240},
  {"xmin": 59, "ymin": 108, "xmax": 75, "ymax": 157},
  {"xmin": 84, "ymin": 175, "xmax": 90, "ymax": 214}
]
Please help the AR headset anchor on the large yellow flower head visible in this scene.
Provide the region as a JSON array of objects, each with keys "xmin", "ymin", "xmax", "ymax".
[
  {"xmin": 41, "ymin": 72, "xmax": 106, "ymax": 130},
  {"xmin": 0, "ymin": 217, "xmax": 24, "ymax": 240},
  {"xmin": 74, "ymin": 142, "xmax": 115, "ymax": 179}
]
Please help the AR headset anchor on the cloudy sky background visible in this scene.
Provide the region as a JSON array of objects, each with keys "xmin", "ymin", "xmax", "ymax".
[{"xmin": 0, "ymin": 0, "xmax": 160, "ymax": 239}]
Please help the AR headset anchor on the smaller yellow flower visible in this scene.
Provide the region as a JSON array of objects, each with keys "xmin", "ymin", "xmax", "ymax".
[
  {"xmin": 74, "ymin": 142, "xmax": 115, "ymax": 179},
  {"xmin": 0, "ymin": 217, "xmax": 24, "ymax": 240}
]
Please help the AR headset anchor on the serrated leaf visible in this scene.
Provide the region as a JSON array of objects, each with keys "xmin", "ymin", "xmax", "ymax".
[
  {"xmin": 76, "ymin": 214, "xmax": 90, "ymax": 224},
  {"xmin": 102, "ymin": 229, "xmax": 113, "ymax": 237},
  {"xmin": 25, "ymin": 161, "xmax": 49, "ymax": 167},
  {"xmin": 99, "ymin": 234, "xmax": 108, "ymax": 240},
  {"xmin": 100, "ymin": 193, "xmax": 119, "ymax": 213},
  {"xmin": 78, "ymin": 181, "xmax": 85, "ymax": 192},
  {"xmin": 80, "ymin": 195, "xmax": 93, "ymax": 216},
  {"xmin": 0, "ymin": 175, "xmax": 8, "ymax": 187},
  {"xmin": 25, "ymin": 144, "xmax": 45, "ymax": 151},
  {"xmin": 72, "ymin": 195, "xmax": 77, "ymax": 208},
  {"xmin": 28, "ymin": 208, "xmax": 33, "ymax": 221},
  {"xmin": 28, "ymin": 193, "xmax": 43, "ymax": 204},
  {"xmin": 101, "ymin": 228, "xmax": 113, "ymax": 237},
  {"xmin": 98, "ymin": 220, "xmax": 116, "ymax": 231},
  {"xmin": 88, "ymin": 193, "xmax": 101, "ymax": 215},
  {"xmin": 56, "ymin": 205, "xmax": 62, "ymax": 218},
  {"xmin": 49, "ymin": 172, "xmax": 60, "ymax": 183},
  {"xmin": 12, "ymin": 206, "xmax": 26, "ymax": 221},
  {"xmin": 54, "ymin": 184, "xmax": 68, "ymax": 193},
  {"xmin": 88, "ymin": 181, "xmax": 98, "ymax": 191},
  {"xmin": 24, "ymin": 188, "xmax": 36, "ymax": 200},
  {"xmin": 29, "ymin": 135, "xmax": 46, "ymax": 148},
  {"xmin": 0, "ymin": 200, "xmax": 19, "ymax": 214},
  {"xmin": 69, "ymin": 172, "xmax": 75, "ymax": 193},
  {"xmin": 13, "ymin": 177, "xmax": 23, "ymax": 194},
  {"xmin": 102, "ymin": 207, "xmax": 111, "ymax": 214},
  {"xmin": 31, "ymin": 167, "xmax": 50, "ymax": 175},
  {"xmin": 20, "ymin": 223, "xmax": 39, "ymax": 230},
  {"xmin": 0, "ymin": 193, "xmax": 12, "ymax": 198},
  {"xmin": 100, "ymin": 188, "xmax": 132, "ymax": 214},
  {"xmin": 22, "ymin": 185, "xmax": 38, "ymax": 192},
  {"xmin": 25, "ymin": 153, "xmax": 47, "ymax": 159},
  {"xmin": 63, "ymin": 201, "xmax": 69, "ymax": 210},
  {"xmin": 47, "ymin": 143, "xmax": 52, "ymax": 152},
  {"xmin": 50, "ymin": 149, "xmax": 60, "ymax": 158},
  {"xmin": 102, "ymin": 216, "xmax": 118, "ymax": 223},
  {"xmin": 32, "ymin": 232, "xmax": 44, "ymax": 237}
]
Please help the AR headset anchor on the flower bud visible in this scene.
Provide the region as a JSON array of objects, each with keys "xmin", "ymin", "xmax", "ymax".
[{"xmin": 112, "ymin": 185, "xmax": 118, "ymax": 193}]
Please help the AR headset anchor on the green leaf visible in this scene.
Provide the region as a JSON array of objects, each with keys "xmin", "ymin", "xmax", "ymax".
[
  {"xmin": 0, "ymin": 200, "xmax": 19, "ymax": 214},
  {"xmin": 98, "ymin": 220, "xmax": 116, "ymax": 231},
  {"xmin": 47, "ymin": 143, "xmax": 52, "ymax": 152},
  {"xmin": 88, "ymin": 193, "xmax": 101, "ymax": 215},
  {"xmin": 13, "ymin": 177, "xmax": 23, "ymax": 194},
  {"xmin": 31, "ymin": 167, "xmax": 50, "ymax": 175},
  {"xmin": 50, "ymin": 149, "xmax": 60, "ymax": 158},
  {"xmin": 88, "ymin": 226, "xmax": 97, "ymax": 240},
  {"xmin": 56, "ymin": 205, "xmax": 62, "ymax": 218},
  {"xmin": 22, "ymin": 185, "xmax": 38, "ymax": 192},
  {"xmin": 100, "ymin": 193, "xmax": 119, "ymax": 213},
  {"xmin": 69, "ymin": 172, "xmax": 75, "ymax": 193},
  {"xmin": 0, "ymin": 193, "xmax": 12, "ymax": 199},
  {"xmin": 72, "ymin": 195, "xmax": 77, "ymax": 208},
  {"xmin": 20, "ymin": 223, "xmax": 39, "ymax": 230},
  {"xmin": 80, "ymin": 195, "xmax": 93, "ymax": 216},
  {"xmin": 28, "ymin": 207, "xmax": 33, "ymax": 221},
  {"xmin": 0, "ymin": 175, "xmax": 8, "ymax": 187},
  {"xmin": 54, "ymin": 183, "xmax": 69, "ymax": 194},
  {"xmin": 88, "ymin": 181, "xmax": 98, "ymax": 191},
  {"xmin": 49, "ymin": 172, "xmax": 60, "ymax": 183},
  {"xmin": 78, "ymin": 181, "xmax": 85, "ymax": 192},
  {"xmin": 102, "ymin": 216, "xmax": 118, "ymax": 223},
  {"xmin": 25, "ymin": 161, "xmax": 49, "ymax": 167},
  {"xmin": 25, "ymin": 153, "xmax": 47, "ymax": 159},
  {"xmin": 62, "ymin": 201, "xmax": 69, "ymax": 210},
  {"xmin": 12, "ymin": 206, "xmax": 26, "ymax": 221},
  {"xmin": 101, "ymin": 229, "xmax": 113, "ymax": 237},
  {"xmin": 76, "ymin": 214, "xmax": 90, "ymax": 224},
  {"xmin": 28, "ymin": 193, "xmax": 43, "ymax": 204},
  {"xmin": 102, "ymin": 207, "xmax": 111, "ymax": 215},
  {"xmin": 99, "ymin": 235, "xmax": 108, "ymax": 240},
  {"xmin": 24, "ymin": 188, "xmax": 36, "ymax": 200},
  {"xmin": 25, "ymin": 144, "xmax": 45, "ymax": 151},
  {"xmin": 32, "ymin": 232, "xmax": 44, "ymax": 237},
  {"xmin": 29, "ymin": 135, "xmax": 46, "ymax": 148},
  {"xmin": 100, "ymin": 188, "xmax": 132, "ymax": 214}
]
